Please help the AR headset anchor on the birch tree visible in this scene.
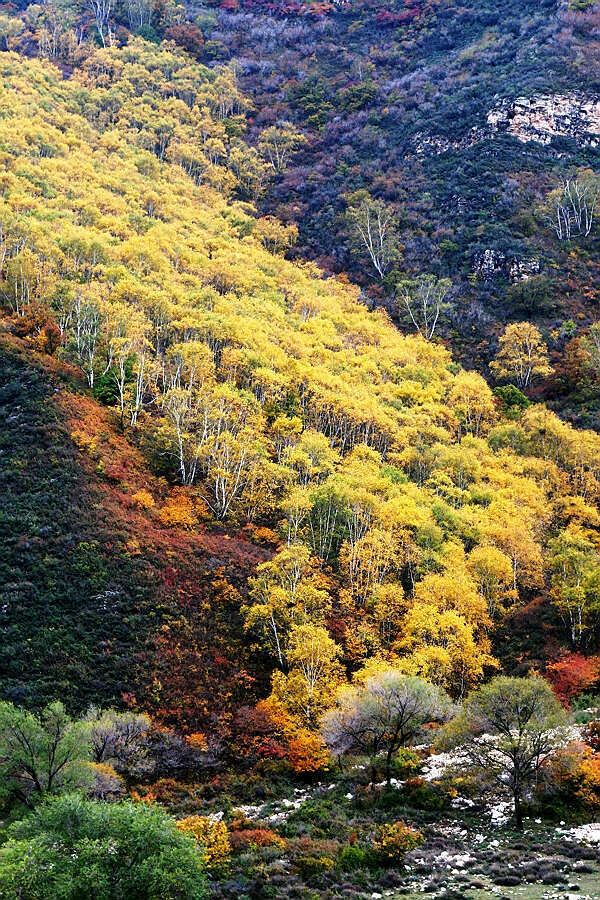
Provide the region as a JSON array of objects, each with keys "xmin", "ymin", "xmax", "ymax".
[
  {"xmin": 83, "ymin": 0, "xmax": 114, "ymax": 47},
  {"xmin": 490, "ymin": 322, "xmax": 552, "ymax": 389},
  {"xmin": 346, "ymin": 192, "xmax": 399, "ymax": 279},
  {"xmin": 544, "ymin": 171, "xmax": 600, "ymax": 241},
  {"xmin": 258, "ymin": 123, "xmax": 307, "ymax": 174},
  {"xmin": 548, "ymin": 528, "xmax": 600, "ymax": 648},
  {"xmin": 396, "ymin": 274, "xmax": 452, "ymax": 341},
  {"xmin": 71, "ymin": 288, "xmax": 102, "ymax": 388},
  {"xmin": 273, "ymin": 624, "xmax": 342, "ymax": 728}
]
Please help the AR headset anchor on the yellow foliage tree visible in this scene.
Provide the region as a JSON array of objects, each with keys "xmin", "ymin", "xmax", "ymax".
[
  {"xmin": 448, "ymin": 370, "xmax": 497, "ymax": 437},
  {"xmin": 271, "ymin": 624, "xmax": 343, "ymax": 728},
  {"xmin": 3, "ymin": 41, "xmax": 600, "ymax": 721},
  {"xmin": 287, "ymin": 730, "xmax": 330, "ymax": 774},
  {"xmin": 395, "ymin": 604, "xmax": 496, "ymax": 696},
  {"xmin": 490, "ymin": 322, "xmax": 553, "ymax": 389},
  {"xmin": 467, "ymin": 544, "xmax": 517, "ymax": 620}
]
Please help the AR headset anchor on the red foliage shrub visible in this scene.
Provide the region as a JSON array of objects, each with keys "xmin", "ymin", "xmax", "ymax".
[
  {"xmin": 146, "ymin": 617, "xmax": 255, "ymax": 734},
  {"xmin": 230, "ymin": 703, "xmax": 287, "ymax": 761},
  {"xmin": 375, "ymin": 9, "xmax": 403, "ymax": 26},
  {"xmin": 35, "ymin": 322, "xmax": 62, "ymax": 354},
  {"xmin": 163, "ymin": 24, "xmax": 205, "ymax": 56},
  {"xmin": 9, "ymin": 306, "xmax": 61, "ymax": 354},
  {"xmin": 132, "ymin": 778, "xmax": 201, "ymax": 810},
  {"xmin": 545, "ymin": 653, "xmax": 600, "ymax": 705},
  {"xmin": 229, "ymin": 827, "xmax": 286, "ymax": 852}
]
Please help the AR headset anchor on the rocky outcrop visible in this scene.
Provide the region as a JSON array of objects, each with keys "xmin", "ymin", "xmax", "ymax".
[
  {"xmin": 509, "ymin": 257, "xmax": 542, "ymax": 281},
  {"xmin": 473, "ymin": 249, "xmax": 540, "ymax": 282},
  {"xmin": 487, "ymin": 94, "xmax": 600, "ymax": 147},
  {"xmin": 412, "ymin": 128, "xmax": 486, "ymax": 156},
  {"xmin": 413, "ymin": 93, "xmax": 600, "ymax": 157}
]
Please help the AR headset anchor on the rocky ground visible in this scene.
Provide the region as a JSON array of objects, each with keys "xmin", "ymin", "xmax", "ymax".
[
  {"xmin": 397, "ymin": 819, "xmax": 600, "ymax": 899},
  {"xmin": 210, "ymin": 744, "xmax": 600, "ymax": 899}
]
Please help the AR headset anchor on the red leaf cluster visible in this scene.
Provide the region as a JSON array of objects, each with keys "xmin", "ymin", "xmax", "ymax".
[{"xmin": 545, "ymin": 653, "xmax": 600, "ymax": 706}]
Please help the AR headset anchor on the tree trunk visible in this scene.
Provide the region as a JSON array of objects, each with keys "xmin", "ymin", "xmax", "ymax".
[
  {"xmin": 514, "ymin": 789, "xmax": 523, "ymax": 831},
  {"xmin": 385, "ymin": 746, "xmax": 393, "ymax": 786}
]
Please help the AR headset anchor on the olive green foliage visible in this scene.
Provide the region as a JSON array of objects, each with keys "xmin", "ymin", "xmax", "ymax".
[
  {"xmin": 441, "ymin": 676, "xmax": 570, "ymax": 828},
  {"xmin": 322, "ymin": 671, "xmax": 451, "ymax": 783},
  {"xmin": 0, "ymin": 794, "xmax": 208, "ymax": 900},
  {"xmin": 0, "ymin": 701, "xmax": 92, "ymax": 807}
]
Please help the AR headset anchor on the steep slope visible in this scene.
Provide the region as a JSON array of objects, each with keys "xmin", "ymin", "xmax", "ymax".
[
  {"xmin": 0, "ymin": 335, "xmax": 266, "ymax": 725},
  {"xmin": 3, "ymin": 2, "xmax": 600, "ymax": 418},
  {"xmin": 2, "ymin": 42, "xmax": 600, "ymax": 733},
  {"xmin": 198, "ymin": 0, "xmax": 600, "ymax": 420}
]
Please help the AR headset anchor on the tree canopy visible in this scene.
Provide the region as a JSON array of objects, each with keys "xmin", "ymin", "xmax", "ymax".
[
  {"xmin": 2, "ymin": 41, "xmax": 600, "ymax": 730},
  {"xmin": 0, "ymin": 794, "xmax": 208, "ymax": 900},
  {"xmin": 440, "ymin": 676, "xmax": 569, "ymax": 829}
]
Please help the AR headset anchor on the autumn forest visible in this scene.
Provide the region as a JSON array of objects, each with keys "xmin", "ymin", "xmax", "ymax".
[{"xmin": 1, "ymin": 2, "xmax": 600, "ymax": 898}]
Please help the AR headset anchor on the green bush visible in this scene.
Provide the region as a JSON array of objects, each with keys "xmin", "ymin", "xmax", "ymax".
[
  {"xmin": 493, "ymin": 384, "xmax": 531, "ymax": 418},
  {"xmin": 390, "ymin": 748, "xmax": 421, "ymax": 780},
  {"xmin": 135, "ymin": 25, "xmax": 160, "ymax": 43},
  {"xmin": 401, "ymin": 777, "xmax": 448, "ymax": 811},
  {"xmin": 0, "ymin": 794, "xmax": 208, "ymax": 900},
  {"xmin": 337, "ymin": 845, "xmax": 369, "ymax": 871},
  {"xmin": 572, "ymin": 693, "xmax": 600, "ymax": 712},
  {"xmin": 288, "ymin": 797, "xmax": 338, "ymax": 836}
]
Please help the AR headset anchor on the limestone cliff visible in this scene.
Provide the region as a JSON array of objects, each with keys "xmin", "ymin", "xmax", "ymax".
[{"xmin": 487, "ymin": 94, "xmax": 600, "ymax": 147}]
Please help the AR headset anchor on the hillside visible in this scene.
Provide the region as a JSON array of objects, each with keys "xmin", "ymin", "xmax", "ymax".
[
  {"xmin": 196, "ymin": 0, "xmax": 600, "ymax": 424},
  {"xmin": 2, "ymin": 39, "xmax": 600, "ymax": 703},
  {"xmin": 1, "ymin": 32, "xmax": 600, "ymax": 900},
  {"xmin": 3, "ymin": 2, "xmax": 600, "ymax": 421},
  {"xmin": 0, "ymin": 334, "xmax": 267, "ymax": 726}
]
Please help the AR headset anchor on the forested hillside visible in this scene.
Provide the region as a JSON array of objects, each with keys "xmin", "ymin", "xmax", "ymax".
[
  {"xmin": 200, "ymin": 0, "xmax": 600, "ymax": 424},
  {"xmin": 3, "ymin": 41, "xmax": 600, "ymax": 714},
  {"xmin": 4, "ymin": 0, "xmax": 600, "ymax": 425},
  {"xmin": 1, "ymin": 11, "xmax": 600, "ymax": 900}
]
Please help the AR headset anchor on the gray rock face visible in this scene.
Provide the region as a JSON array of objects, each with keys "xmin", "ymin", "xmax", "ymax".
[
  {"xmin": 487, "ymin": 94, "xmax": 600, "ymax": 147},
  {"xmin": 473, "ymin": 249, "xmax": 540, "ymax": 281},
  {"xmin": 412, "ymin": 94, "xmax": 600, "ymax": 158}
]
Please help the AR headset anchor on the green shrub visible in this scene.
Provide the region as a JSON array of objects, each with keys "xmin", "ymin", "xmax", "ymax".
[
  {"xmin": 493, "ymin": 384, "xmax": 530, "ymax": 418},
  {"xmin": 572, "ymin": 693, "xmax": 600, "ymax": 712},
  {"xmin": 401, "ymin": 777, "xmax": 448, "ymax": 811},
  {"xmin": 288, "ymin": 797, "xmax": 340, "ymax": 836},
  {"xmin": 337, "ymin": 845, "xmax": 369, "ymax": 871},
  {"xmin": 390, "ymin": 748, "xmax": 421, "ymax": 780},
  {"xmin": 135, "ymin": 25, "xmax": 160, "ymax": 42},
  {"xmin": 0, "ymin": 794, "xmax": 208, "ymax": 900}
]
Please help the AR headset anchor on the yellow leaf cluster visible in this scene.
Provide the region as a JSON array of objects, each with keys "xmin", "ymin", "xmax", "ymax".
[{"xmin": 175, "ymin": 815, "xmax": 230, "ymax": 873}]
